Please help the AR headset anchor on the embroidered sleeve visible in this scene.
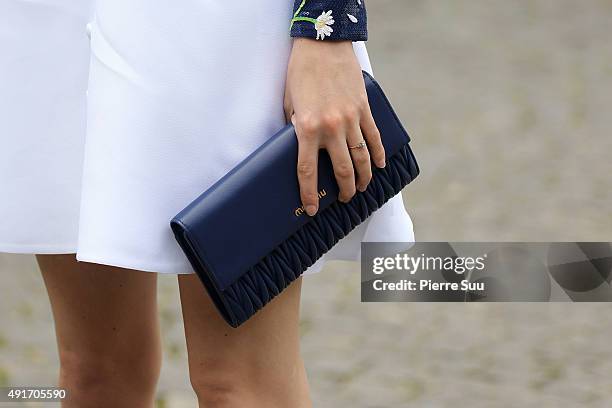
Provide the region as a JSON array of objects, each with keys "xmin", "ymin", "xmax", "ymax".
[{"xmin": 290, "ymin": 0, "xmax": 368, "ymax": 41}]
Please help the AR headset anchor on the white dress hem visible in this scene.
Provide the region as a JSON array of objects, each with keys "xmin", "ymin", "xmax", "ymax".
[
  {"xmin": 0, "ymin": 243, "xmax": 78, "ymax": 255},
  {"xmin": 75, "ymin": 252, "xmax": 195, "ymax": 274}
]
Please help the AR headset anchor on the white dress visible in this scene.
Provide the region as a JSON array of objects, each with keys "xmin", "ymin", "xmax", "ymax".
[{"xmin": 0, "ymin": 0, "xmax": 414, "ymax": 274}]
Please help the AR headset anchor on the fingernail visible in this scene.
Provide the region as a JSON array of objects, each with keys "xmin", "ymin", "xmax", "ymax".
[
  {"xmin": 358, "ymin": 184, "xmax": 367, "ymax": 192},
  {"xmin": 306, "ymin": 205, "xmax": 318, "ymax": 216},
  {"xmin": 377, "ymin": 159, "xmax": 386, "ymax": 168}
]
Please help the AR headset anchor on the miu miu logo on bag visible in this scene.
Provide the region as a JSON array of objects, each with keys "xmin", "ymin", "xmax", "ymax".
[{"xmin": 294, "ymin": 189, "xmax": 327, "ymax": 217}]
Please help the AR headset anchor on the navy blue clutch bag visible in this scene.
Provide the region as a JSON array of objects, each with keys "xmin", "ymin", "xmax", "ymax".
[{"xmin": 170, "ymin": 71, "xmax": 419, "ymax": 327}]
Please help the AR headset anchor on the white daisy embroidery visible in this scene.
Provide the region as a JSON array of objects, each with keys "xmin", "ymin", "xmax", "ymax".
[
  {"xmin": 347, "ymin": 13, "xmax": 358, "ymax": 23},
  {"xmin": 315, "ymin": 10, "xmax": 334, "ymax": 40}
]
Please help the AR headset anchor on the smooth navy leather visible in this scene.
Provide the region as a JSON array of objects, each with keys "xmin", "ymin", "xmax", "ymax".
[{"xmin": 171, "ymin": 71, "xmax": 417, "ymax": 326}]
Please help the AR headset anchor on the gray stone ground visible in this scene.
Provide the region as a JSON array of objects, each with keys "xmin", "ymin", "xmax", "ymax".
[{"xmin": 1, "ymin": 1, "xmax": 611, "ymax": 407}]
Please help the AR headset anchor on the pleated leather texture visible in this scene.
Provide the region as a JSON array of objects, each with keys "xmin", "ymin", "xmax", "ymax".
[{"xmin": 222, "ymin": 142, "xmax": 419, "ymax": 326}]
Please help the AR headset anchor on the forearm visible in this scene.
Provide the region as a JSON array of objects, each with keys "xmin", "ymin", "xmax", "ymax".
[{"xmin": 290, "ymin": 0, "xmax": 368, "ymax": 41}]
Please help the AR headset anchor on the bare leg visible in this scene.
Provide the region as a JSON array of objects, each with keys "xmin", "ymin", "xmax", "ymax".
[
  {"xmin": 178, "ymin": 274, "xmax": 311, "ymax": 408},
  {"xmin": 37, "ymin": 254, "xmax": 161, "ymax": 408}
]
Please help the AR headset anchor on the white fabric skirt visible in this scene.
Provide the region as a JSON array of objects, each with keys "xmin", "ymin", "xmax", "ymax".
[{"xmin": 0, "ymin": 0, "xmax": 415, "ymax": 274}]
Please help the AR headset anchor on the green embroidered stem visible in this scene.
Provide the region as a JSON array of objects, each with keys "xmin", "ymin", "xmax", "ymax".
[
  {"xmin": 291, "ymin": 16, "xmax": 317, "ymax": 25},
  {"xmin": 290, "ymin": 0, "xmax": 311, "ymax": 30},
  {"xmin": 293, "ymin": 0, "xmax": 307, "ymax": 18}
]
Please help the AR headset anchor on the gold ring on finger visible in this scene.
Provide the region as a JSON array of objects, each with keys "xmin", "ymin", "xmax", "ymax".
[{"xmin": 348, "ymin": 140, "xmax": 367, "ymax": 150}]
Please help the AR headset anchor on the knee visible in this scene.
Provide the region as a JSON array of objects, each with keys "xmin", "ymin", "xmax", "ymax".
[
  {"xmin": 188, "ymin": 357, "xmax": 310, "ymax": 408},
  {"xmin": 190, "ymin": 376, "xmax": 249, "ymax": 407},
  {"xmin": 189, "ymin": 355, "xmax": 266, "ymax": 407},
  {"xmin": 59, "ymin": 348, "xmax": 160, "ymax": 397}
]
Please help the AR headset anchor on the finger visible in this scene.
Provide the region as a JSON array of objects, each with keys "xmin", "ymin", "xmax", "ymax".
[
  {"xmin": 326, "ymin": 136, "xmax": 356, "ymax": 203},
  {"xmin": 347, "ymin": 126, "xmax": 372, "ymax": 192},
  {"xmin": 360, "ymin": 106, "xmax": 386, "ymax": 168},
  {"xmin": 296, "ymin": 133, "xmax": 320, "ymax": 216}
]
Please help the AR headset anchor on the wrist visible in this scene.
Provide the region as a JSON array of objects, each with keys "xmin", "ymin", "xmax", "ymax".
[
  {"xmin": 290, "ymin": 38, "xmax": 357, "ymax": 67},
  {"xmin": 292, "ymin": 37, "xmax": 354, "ymax": 49}
]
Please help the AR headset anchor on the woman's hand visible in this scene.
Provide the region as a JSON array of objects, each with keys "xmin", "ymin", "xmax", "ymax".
[{"xmin": 284, "ymin": 38, "xmax": 385, "ymax": 217}]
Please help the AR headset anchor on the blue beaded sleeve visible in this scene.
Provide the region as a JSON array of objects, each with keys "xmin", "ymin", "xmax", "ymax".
[{"xmin": 290, "ymin": 0, "xmax": 368, "ymax": 41}]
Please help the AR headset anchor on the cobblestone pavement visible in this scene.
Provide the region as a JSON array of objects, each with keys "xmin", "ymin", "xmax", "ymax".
[{"xmin": 1, "ymin": 1, "xmax": 611, "ymax": 407}]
